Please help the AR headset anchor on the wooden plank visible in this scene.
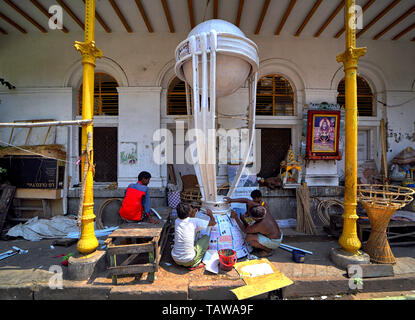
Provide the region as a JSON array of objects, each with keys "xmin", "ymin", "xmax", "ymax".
[
  {"xmin": 161, "ymin": 0, "xmax": 174, "ymax": 33},
  {"xmin": 15, "ymin": 189, "xmax": 62, "ymax": 200},
  {"xmin": 235, "ymin": 0, "xmax": 244, "ymax": 27},
  {"xmin": 108, "ymin": 263, "xmax": 155, "ymax": 275},
  {"xmin": 109, "ymin": 254, "xmax": 117, "ymax": 284},
  {"xmin": 255, "ymin": 0, "xmax": 270, "ymax": 35},
  {"xmin": 0, "ymin": 119, "xmax": 91, "ymax": 128},
  {"xmin": 213, "ymin": 0, "xmax": 218, "ymax": 19},
  {"xmin": 295, "ymin": 0, "xmax": 323, "ymax": 37},
  {"xmin": 107, "ymin": 242, "xmax": 154, "ymax": 255},
  {"xmin": 4, "ymin": 0, "xmax": 47, "ymax": 33},
  {"xmin": 314, "ymin": 0, "xmax": 344, "ymax": 37},
  {"xmin": 275, "ymin": 0, "xmax": 296, "ymax": 35},
  {"xmin": 0, "ymin": 185, "xmax": 16, "ymax": 233},
  {"xmin": 109, "ymin": 0, "xmax": 132, "ymax": 33},
  {"xmin": 335, "ymin": 0, "xmax": 376, "ymax": 38},
  {"xmin": 108, "ymin": 225, "xmax": 164, "ymax": 238},
  {"xmin": 357, "ymin": 0, "xmax": 401, "ymax": 38},
  {"xmin": 153, "ymin": 237, "xmax": 160, "ymax": 272},
  {"xmin": 347, "ymin": 264, "xmax": 394, "ymax": 278},
  {"xmin": 373, "ymin": 5, "xmax": 415, "ymax": 40},
  {"xmin": 56, "ymin": 0, "xmax": 85, "ymax": 31},
  {"xmin": 52, "ymin": 238, "xmax": 77, "ymax": 247},
  {"xmin": 13, "ymin": 206, "xmax": 43, "ymax": 211},
  {"xmin": 392, "ymin": 22, "xmax": 415, "ymax": 40},
  {"xmin": 42, "ymin": 200, "xmax": 52, "ymax": 218},
  {"xmin": 29, "ymin": 0, "xmax": 69, "ymax": 33},
  {"xmin": 120, "ymin": 253, "xmax": 139, "ymax": 266},
  {"xmin": 135, "ymin": 0, "xmax": 153, "ymax": 33},
  {"xmin": 187, "ymin": 0, "xmax": 195, "ymax": 29},
  {"xmin": 148, "ymin": 250, "xmax": 155, "ymax": 282},
  {"xmin": 0, "ymin": 12, "xmax": 27, "ymax": 34}
]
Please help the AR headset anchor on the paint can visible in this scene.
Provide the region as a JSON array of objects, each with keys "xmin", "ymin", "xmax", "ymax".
[{"xmin": 292, "ymin": 249, "xmax": 305, "ymax": 263}]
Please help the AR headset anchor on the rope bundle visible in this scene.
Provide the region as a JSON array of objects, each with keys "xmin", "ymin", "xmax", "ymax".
[{"xmin": 315, "ymin": 198, "xmax": 344, "ymax": 226}]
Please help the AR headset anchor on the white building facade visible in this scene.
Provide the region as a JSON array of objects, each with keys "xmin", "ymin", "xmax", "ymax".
[{"xmin": 0, "ymin": 1, "xmax": 414, "ymax": 208}]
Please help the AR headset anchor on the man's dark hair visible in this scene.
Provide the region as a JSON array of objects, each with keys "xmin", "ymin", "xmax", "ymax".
[
  {"xmin": 251, "ymin": 189, "xmax": 262, "ymax": 199},
  {"xmin": 176, "ymin": 203, "xmax": 191, "ymax": 219},
  {"xmin": 250, "ymin": 205, "xmax": 266, "ymax": 220},
  {"xmin": 138, "ymin": 171, "xmax": 151, "ymax": 181}
]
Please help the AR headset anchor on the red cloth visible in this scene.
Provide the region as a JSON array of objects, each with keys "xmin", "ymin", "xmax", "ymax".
[{"xmin": 119, "ymin": 187, "xmax": 146, "ymax": 221}]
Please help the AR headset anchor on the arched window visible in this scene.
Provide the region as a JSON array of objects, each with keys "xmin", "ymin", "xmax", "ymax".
[
  {"xmin": 78, "ymin": 73, "xmax": 119, "ymax": 116},
  {"xmin": 337, "ymin": 76, "xmax": 373, "ymax": 116},
  {"xmin": 256, "ymin": 74, "xmax": 294, "ymax": 116},
  {"xmin": 167, "ymin": 77, "xmax": 187, "ymax": 115}
]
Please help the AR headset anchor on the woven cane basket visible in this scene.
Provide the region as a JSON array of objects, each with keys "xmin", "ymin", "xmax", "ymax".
[{"xmin": 357, "ymin": 184, "xmax": 415, "ymax": 264}]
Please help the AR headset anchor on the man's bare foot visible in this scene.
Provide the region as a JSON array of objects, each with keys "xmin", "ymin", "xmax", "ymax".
[
  {"xmin": 189, "ymin": 262, "xmax": 205, "ymax": 270},
  {"xmin": 256, "ymin": 250, "xmax": 272, "ymax": 258}
]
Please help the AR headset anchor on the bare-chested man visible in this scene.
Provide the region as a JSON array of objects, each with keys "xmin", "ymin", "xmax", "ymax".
[
  {"xmin": 231, "ymin": 205, "xmax": 282, "ymax": 258},
  {"xmin": 224, "ymin": 189, "xmax": 269, "ymax": 225}
]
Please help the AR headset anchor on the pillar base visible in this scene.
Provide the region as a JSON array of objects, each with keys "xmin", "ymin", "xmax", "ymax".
[
  {"xmin": 329, "ymin": 247, "xmax": 370, "ymax": 270},
  {"xmin": 68, "ymin": 250, "xmax": 106, "ymax": 281}
]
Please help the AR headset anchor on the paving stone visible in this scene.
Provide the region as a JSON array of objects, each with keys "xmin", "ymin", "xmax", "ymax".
[
  {"xmin": 347, "ymin": 264, "xmax": 394, "ymax": 278},
  {"xmin": 0, "ymin": 285, "xmax": 33, "ymax": 300},
  {"xmin": 188, "ymin": 279, "xmax": 245, "ymax": 300},
  {"xmin": 109, "ymin": 285, "xmax": 188, "ymax": 300},
  {"xmin": 34, "ymin": 281, "xmax": 111, "ymax": 300}
]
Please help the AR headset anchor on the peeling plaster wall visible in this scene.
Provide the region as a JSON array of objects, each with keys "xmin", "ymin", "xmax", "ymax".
[{"xmin": 385, "ymin": 91, "xmax": 415, "ymax": 163}]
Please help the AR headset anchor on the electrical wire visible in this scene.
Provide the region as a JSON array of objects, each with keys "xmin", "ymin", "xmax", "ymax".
[{"xmin": 377, "ymin": 96, "xmax": 415, "ymax": 108}]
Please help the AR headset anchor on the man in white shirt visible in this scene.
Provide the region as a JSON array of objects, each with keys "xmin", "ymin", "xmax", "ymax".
[{"xmin": 171, "ymin": 203, "xmax": 216, "ymax": 270}]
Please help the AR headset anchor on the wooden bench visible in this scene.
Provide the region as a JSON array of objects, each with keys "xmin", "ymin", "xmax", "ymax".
[{"xmin": 106, "ymin": 220, "xmax": 171, "ymax": 284}]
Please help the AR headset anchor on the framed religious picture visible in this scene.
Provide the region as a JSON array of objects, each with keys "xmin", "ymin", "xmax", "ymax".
[{"xmin": 306, "ymin": 110, "xmax": 342, "ymax": 160}]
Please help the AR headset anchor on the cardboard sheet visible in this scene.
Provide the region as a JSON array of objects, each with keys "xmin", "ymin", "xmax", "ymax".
[{"xmin": 231, "ymin": 258, "xmax": 293, "ymax": 300}]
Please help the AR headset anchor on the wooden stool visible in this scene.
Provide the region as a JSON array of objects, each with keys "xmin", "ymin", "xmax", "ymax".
[{"xmin": 106, "ymin": 221, "xmax": 170, "ymax": 284}]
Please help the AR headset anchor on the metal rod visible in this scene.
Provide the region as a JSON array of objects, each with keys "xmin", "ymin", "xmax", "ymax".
[{"xmin": 280, "ymin": 243, "xmax": 313, "ymax": 255}]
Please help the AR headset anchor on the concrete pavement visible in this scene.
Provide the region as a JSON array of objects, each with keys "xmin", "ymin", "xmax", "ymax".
[{"xmin": 1, "ymin": 228, "xmax": 415, "ymax": 300}]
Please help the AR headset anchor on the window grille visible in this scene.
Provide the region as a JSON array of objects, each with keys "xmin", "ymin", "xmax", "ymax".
[
  {"xmin": 337, "ymin": 76, "xmax": 373, "ymax": 117},
  {"xmin": 79, "ymin": 73, "xmax": 119, "ymax": 116},
  {"xmin": 167, "ymin": 77, "xmax": 187, "ymax": 115},
  {"xmin": 256, "ymin": 75, "xmax": 294, "ymax": 116}
]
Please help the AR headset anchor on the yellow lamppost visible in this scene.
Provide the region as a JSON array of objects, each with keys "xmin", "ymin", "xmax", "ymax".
[
  {"xmin": 336, "ymin": 0, "xmax": 366, "ymax": 254},
  {"xmin": 74, "ymin": 0, "xmax": 102, "ymax": 254}
]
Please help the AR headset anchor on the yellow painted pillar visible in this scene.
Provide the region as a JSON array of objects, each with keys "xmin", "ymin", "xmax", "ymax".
[
  {"xmin": 74, "ymin": 0, "xmax": 103, "ymax": 254},
  {"xmin": 336, "ymin": 0, "xmax": 366, "ymax": 254}
]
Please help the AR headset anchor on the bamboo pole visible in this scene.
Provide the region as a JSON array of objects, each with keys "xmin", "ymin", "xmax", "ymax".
[
  {"xmin": 380, "ymin": 119, "xmax": 388, "ymax": 183},
  {"xmin": 0, "ymin": 120, "xmax": 92, "ymax": 128}
]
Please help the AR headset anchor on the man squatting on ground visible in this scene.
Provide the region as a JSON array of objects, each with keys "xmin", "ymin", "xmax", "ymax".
[
  {"xmin": 226, "ymin": 189, "xmax": 283, "ymax": 257},
  {"xmin": 119, "ymin": 171, "xmax": 158, "ymax": 223},
  {"xmin": 171, "ymin": 203, "xmax": 217, "ymax": 270}
]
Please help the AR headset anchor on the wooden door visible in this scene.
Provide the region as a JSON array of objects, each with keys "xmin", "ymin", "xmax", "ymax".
[{"xmin": 258, "ymin": 128, "xmax": 291, "ymax": 179}]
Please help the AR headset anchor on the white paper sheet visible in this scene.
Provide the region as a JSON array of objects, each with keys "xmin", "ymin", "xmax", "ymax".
[
  {"xmin": 203, "ymin": 250, "xmax": 220, "ymax": 274},
  {"xmin": 240, "ymin": 263, "xmax": 274, "ymax": 277}
]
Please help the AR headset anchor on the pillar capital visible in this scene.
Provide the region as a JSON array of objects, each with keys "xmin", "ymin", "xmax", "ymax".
[
  {"xmin": 336, "ymin": 47, "xmax": 367, "ymax": 70},
  {"xmin": 74, "ymin": 40, "xmax": 103, "ymax": 66}
]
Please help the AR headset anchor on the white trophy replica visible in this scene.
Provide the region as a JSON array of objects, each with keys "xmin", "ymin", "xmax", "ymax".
[{"xmin": 175, "ymin": 19, "xmax": 259, "ymax": 258}]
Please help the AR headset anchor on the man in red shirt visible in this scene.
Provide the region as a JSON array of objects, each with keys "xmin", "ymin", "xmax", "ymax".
[{"xmin": 119, "ymin": 171, "xmax": 153, "ymax": 222}]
